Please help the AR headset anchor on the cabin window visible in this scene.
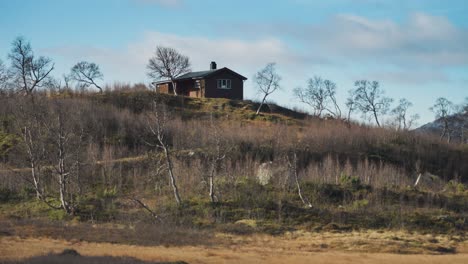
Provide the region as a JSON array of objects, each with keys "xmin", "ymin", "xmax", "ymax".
[
  {"xmin": 217, "ymin": 79, "xmax": 231, "ymax": 89},
  {"xmin": 195, "ymin": 80, "xmax": 201, "ymax": 89}
]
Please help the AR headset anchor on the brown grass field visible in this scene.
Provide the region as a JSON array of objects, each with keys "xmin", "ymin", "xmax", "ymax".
[{"xmin": 1, "ymin": 230, "xmax": 467, "ymax": 264}]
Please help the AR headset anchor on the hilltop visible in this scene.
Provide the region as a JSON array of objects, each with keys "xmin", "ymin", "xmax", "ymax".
[{"xmin": 92, "ymin": 90, "xmax": 309, "ymax": 123}]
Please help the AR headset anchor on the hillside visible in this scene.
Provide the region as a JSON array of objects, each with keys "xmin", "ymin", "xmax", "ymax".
[
  {"xmin": 417, "ymin": 112, "xmax": 468, "ymax": 143},
  {"xmin": 0, "ymin": 89, "xmax": 467, "ymax": 258},
  {"xmin": 72, "ymin": 90, "xmax": 468, "ymax": 182}
]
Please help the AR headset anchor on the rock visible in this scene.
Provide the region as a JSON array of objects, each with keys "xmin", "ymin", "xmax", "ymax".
[
  {"xmin": 256, "ymin": 162, "xmax": 273, "ymax": 185},
  {"xmin": 414, "ymin": 173, "xmax": 445, "ymax": 192}
]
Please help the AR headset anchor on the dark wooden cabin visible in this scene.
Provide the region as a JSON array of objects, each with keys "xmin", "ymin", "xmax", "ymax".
[{"xmin": 154, "ymin": 62, "xmax": 247, "ymax": 100}]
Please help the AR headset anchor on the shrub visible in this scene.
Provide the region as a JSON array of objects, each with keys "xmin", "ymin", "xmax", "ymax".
[
  {"xmin": 352, "ymin": 199, "xmax": 369, "ymax": 210},
  {"xmin": 48, "ymin": 209, "xmax": 69, "ymax": 221},
  {"xmin": 339, "ymin": 174, "xmax": 361, "ymax": 189},
  {"xmin": 0, "ymin": 188, "xmax": 19, "ymax": 202}
]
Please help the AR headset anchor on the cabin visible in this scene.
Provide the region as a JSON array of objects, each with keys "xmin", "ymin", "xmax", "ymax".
[{"xmin": 153, "ymin": 62, "xmax": 247, "ymax": 100}]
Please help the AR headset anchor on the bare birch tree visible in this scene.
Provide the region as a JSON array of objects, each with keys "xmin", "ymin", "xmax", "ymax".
[
  {"xmin": 0, "ymin": 59, "xmax": 11, "ymax": 91},
  {"xmin": 349, "ymin": 80, "xmax": 393, "ymax": 127},
  {"xmin": 391, "ymin": 98, "xmax": 419, "ymax": 130},
  {"xmin": 324, "ymin": 79, "xmax": 342, "ymax": 118},
  {"xmin": 69, "ymin": 61, "xmax": 103, "ymax": 92},
  {"xmin": 8, "ymin": 37, "xmax": 54, "ymax": 95},
  {"xmin": 146, "ymin": 101, "xmax": 182, "ymax": 205},
  {"xmin": 294, "ymin": 76, "xmax": 341, "ymax": 118},
  {"xmin": 13, "ymin": 96, "xmax": 83, "ymax": 213},
  {"xmin": 147, "ymin": 46, "xmax": 191, "ymax": 96},
  {"xmin": 206, "ymin": 115, "xmax": 230, "ymax": 203},
  {"xmin": 286, "ymin": 148, "xmax": 312, "ymax": 208},
  {"xmin": 43, "ymin": 99, "xmax": 87, "ymax": 214},
  {"xmin": 13, "ymin": 97, "xmax": 48, "ymax": 200},
  {"xmin": 345, "ymin": 92, "xmax": 356, "ymax": 124},
  {"xmin": 430, "ymin": 97, "xmax": 455, "ymax": 142},
  {"xmin": 254, "ymin": 63, "xmax": 281, "ymax": 115}
]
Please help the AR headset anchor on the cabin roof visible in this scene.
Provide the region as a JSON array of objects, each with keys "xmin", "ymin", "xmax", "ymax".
[{"xmin": 153, "ymin": 67, "xmax": 247, "ymax": 85}]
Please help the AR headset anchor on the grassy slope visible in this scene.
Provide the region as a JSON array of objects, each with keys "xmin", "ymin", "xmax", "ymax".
[
  {"xmin": 92, "ymin": 90, "xmax": 309, "ymax": 123},
  {"xmin": 87, "ymin": 90, "xmax": 468, "ymax": 181}
]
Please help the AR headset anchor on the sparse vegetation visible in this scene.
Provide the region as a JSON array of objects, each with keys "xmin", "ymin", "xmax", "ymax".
[
  {"xmin": 0, "ymin": 36, "xmax": 467, "ymax": 263},
  {"xmin": 0, "ymin": 85, "xmax": 466, "ymax": 243}
]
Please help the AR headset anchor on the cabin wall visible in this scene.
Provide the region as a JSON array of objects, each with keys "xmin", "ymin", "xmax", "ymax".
[
  {"xmin": 204, "ymin": 71, "xmax": 243, "ymax": 100},
  {"xmin": 157, "ymin": 83, "xmax": 171, "ymax": 94}
]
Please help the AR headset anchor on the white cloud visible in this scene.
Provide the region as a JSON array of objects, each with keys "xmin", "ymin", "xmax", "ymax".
[
  {"xmin": 129, "ymin": 31, "xmax": 313, "ymax": 73},
  {"xmin": 41, "ymin": 14, "xmax": 465, "ymax": 104},
  {"xmin": 358, "ymin": 69, "xmax": 449, "ymax": 85},
  {"xmin": 300, "ymin": 12, "xmax": 468, "ymax": 67},
  {"xmin": 41, "ymin": 31, "xmax": 311, "ymax": 97}
]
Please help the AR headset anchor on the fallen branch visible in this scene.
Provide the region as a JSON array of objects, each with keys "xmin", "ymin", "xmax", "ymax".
[{"xmin": 129, "ymin": 198, "xmax": 161, "ymax": 222}]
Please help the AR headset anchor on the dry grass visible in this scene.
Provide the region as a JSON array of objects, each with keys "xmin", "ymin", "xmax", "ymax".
[
  {"xmin": 0, "ymin": 218, "xmax": 216, "ymax": 247},
  {"xmin": 0, "ymin": 230, "xmax": 467, "ymax": 264},
  {"xmin": 0, "ymin": 251, "xmax": 182, "ymax": 264}
]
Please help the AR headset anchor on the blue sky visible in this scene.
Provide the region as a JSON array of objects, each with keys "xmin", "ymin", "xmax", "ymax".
[{"xmin": 1, "ymin": 0, "xmax": 467, "ymax": 124}]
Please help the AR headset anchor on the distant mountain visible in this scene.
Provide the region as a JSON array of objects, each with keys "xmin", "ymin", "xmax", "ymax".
[{"xmin": 416, "ymin": 112, "xmax": 468, "ymax": 143}]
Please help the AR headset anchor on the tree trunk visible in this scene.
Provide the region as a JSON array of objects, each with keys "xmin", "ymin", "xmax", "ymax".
[
  {"xmin": 440, "ymin": 119, "xmax": 448, "ymax": 141},
  {"xmin": 95, "ymin": 84, "xmax": 102, "ymax": 93},
  {"xmin": 209, "ymin": 160, "xmax": 217, "ymax": 203},
  {"xmin": 373, "ymin": 110, "xmax": 381, "ymax": 127},
  {"xmin": 24, "ymin": 128, "xmax": 42, "ymax": 199},
  {"xmin": 162, "ymin": 145, "xmax": 181, "ymax": 205},
  {"xmin": 58, "ymin": 136, "xmax": 70, "ymax": 214},
  {"xmin": 171, "ymin": 80, "xmax": 178, "ymax": 96},
  {"xmin": 30, "ymin": 162, "xmax": 41, "ymax": 199},
  {"xmin": 289, "ymin": 152, "xmax": 312, "ymax": 208},
  {"xmin": 256, "ymin": 95, "xmax": 268, "ymax": 115},
  {"xmin": 56, "ymin": 112, "xmax": 73, "ymax": 215},
  {"xmin": 23, "ymin": 128, "xmax": 61, "ymax": 210},
  {"xmin": 347, "ymin": 109, "xmax": 353, "ymax": 126},
  {"xmin": 440, "ymin": 128, "xmax": 447, "ymax": 140}
]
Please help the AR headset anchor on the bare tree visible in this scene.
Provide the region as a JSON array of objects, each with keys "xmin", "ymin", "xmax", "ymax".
[
  {"xmin": 70, "ymin": 61, "xmax": 103, "ymax": 92},
  {"xmin": 324, "ymin": 79, "xmax": 342, "ymax": 118},
  {"xmin": 45, "ymin": 99, "xmax": 87, "ymax": 214},
  {"xmin": 294, "ymin": 76, "xmax": 341, "ymax": 118},
  {"xmin": 407, "ymin": 114, "xmax": 420, "ymax": 130},
  {"xmin": 13, "ymin": 96, "xmax": 84, "ymax": 213},
  {"xmin": 286, "ymin": 148, "xmax": 312, "ymax": 208},
  {"xmin": 13, "ymin": 97, "xmax": 48, "ymax": 201},
  {"xmin": 0, "ymin": 59, "xmax": 11, "ymax": 91},
  {"xmin": 463, "ymin": 97, "xmax": 468, "ymax": 114},
  {"xmin": 345, "ymin": 93, "xmax": 356, "ymax": 124},
  {"xmin": 349, "ymin": 80, "xmax": 393, "ymax": 127},
  {"xmin": 147, "ymin": 46, "xmax": 191, "ymax": 96},
  {"xmin": 146, "ymin": 101, "xmax": 182, "ymax": 205},
  {"xmin": 206, "ymin": 115, "xmax": 229, "ymax": 203},
  {"xmin": 461, "ymin": 97, "xmax": 468, "ymax": 144},
  {"xmin": 391, "ymin": 98, "xmax": 419, "ymax": 130},
  {"xmin": 8, "ymin": 37, "xmax": 54, "ymax": 95},
  {"xmin": 430, "ymin": 97, "xmax": 455, "ymax": 142},
  {"xmin": 254, "ymin": 63, "xmax": 281, "ymax": 115}
]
